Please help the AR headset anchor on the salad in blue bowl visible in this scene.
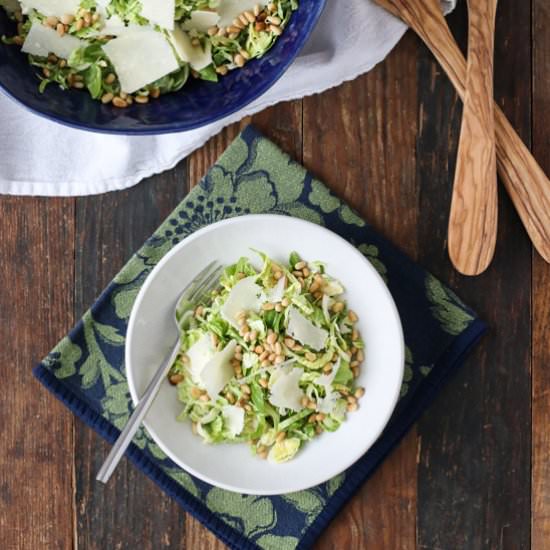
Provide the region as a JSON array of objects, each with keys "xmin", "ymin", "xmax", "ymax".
[{"xmin": 0, "ymin": 0, "xmax": 325, "ymax": 134}]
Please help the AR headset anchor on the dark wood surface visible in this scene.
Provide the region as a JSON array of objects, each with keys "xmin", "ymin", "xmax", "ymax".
[{"xmin": 1, "ymin": 1, "xmax": 548, "ymax": 548}]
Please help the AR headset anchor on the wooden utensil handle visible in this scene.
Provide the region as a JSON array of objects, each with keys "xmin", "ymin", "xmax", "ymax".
[
  {"xmin": 449, "ymin": 0, "xmax": 498, "ymax": 275},
  {"xmin": 378, "ymin": 0, "xmax": 550, "ymax": 262}
]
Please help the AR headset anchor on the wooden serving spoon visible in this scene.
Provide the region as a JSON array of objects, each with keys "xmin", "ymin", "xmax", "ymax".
[
  {"xmin": 373, "ymin": 0, "xmax": 550, "ymax": 264},
  {"xmin": 448, "ymin": 0, "xmax": 498, "ymax": 275}
]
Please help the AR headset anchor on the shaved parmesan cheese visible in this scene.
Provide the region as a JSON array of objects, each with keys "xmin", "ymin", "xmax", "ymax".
[
  {"xmin": 186, "ymin": 333, "xmax": 215, "ymax": 381},
  {"xmin": 218, "ymin": 0, "xmax": 266, "ymax": 26},
  {"xmin": 222, "ymin": 405, "xmax": 245, "ymax": 437},
  {"xmin": 268, "ymin": 366, "xmax": 304, "ymax": 412},
  {"xmin": 199, "ymin": 340, "xmax": 237, "ymax": 399},
  {"xmin": 22, "ymin": 22, "xmax": 82, "ymax": 59},
  {"xmin": 323, "ymin": 279, "xmax": 345, "ymax": 297},
  {"xmin": 286, "ymin": 307, "xmax": 328, "ymax": 351},
  {"xmin": 181, "ymin": 9, "xmax": 220, "ymax": 32},
  {"xmin": 140, "ymin": 0, "xmax": 175, "ymax": 30},
  {"xmin": 0, "ymin": 0, "xmax": 20, "ymax": 14},
  {"xmin": 102, "ymin": 30, "xmax": 179, "ymax": 94},
  {"xmin": 20, "ymin": 0, "xmax": 80, "ymax": 17},
  {"xmin": 265, "ymin": 276, "xmax": 286, "ymax": 304},
  {"xmin": 168, "ymin": 26, "xmax": 213, "ymax": 71},
  {"xmin": 314, "ymin": 358, "xmax": 340, "ymax": 388},
  {"xmin": 220, "ymin": 276, "xmax": 262, "ymax": 328}
]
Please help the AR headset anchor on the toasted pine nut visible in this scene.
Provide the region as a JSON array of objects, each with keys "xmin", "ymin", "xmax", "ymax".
[
  {"xmin": 332, "ymin": 301, "xmax": 345, "ymax": 313},
  {"xmin": 207, "ymin": 25, "xmax": 218, "ymax": 36},
  {"xmin": 234, "ymin": 53, "xmax": 246, "ymax": 67},
  {"xmin": 101, "ymin": 92, "xmax": 114, "ymax": 104},
  {"xmin": 262, "ymin": 302, "xmax": 275, "ymax": 311},
  {"xmin": 241, "ymin": 384, "xmax": 251, "ymax": 394},
  {"xmin": 354, "ymin": 387, "xmax": 365, "ymax": 399},
  {"xmin": 243, "ymin": 10, "xmax": 256, "ymax": 23},
  {"xmin": 357, "ymin": 350, "xmax": 364, "ymax": 362},
  {"xmin": 281, "ymin": 297, "xmax": 290, "ymax": 307},
  {"xmin": 347, "ymin": 402, "xmax": 358, "ymax": 412},
  {"xmin": 46, "ymin": 15, "xmax": 58, "ymax": 27},
  {"xmin": 305, "ymin": 351, "xmax": 317, "ymax": 362},
  {"xmin": 323, "ymin": 364, "xmax": 333, "ymax": 374},
  {"xmin": 215, "ymin": 65, "xmax": 228, "ymax": 75},
  {"xmin": 276, "ymin": 431, "xmax": 286, "ymax": 443},
  {"xmin": 56, "ymin": 23, "xmax": 65, "ymax": 36},
  {"xmin": 295, "ymin": 261, "xmax": 307, "ymax": 270},
  {"xmin": 267, "ymin": 332, "xmax": 277, "ymax": 345},
  {"xmin": 169, "ymin": 373, "xmax": 183, "ymax": 385},
  {"xmin": 284, "ymin": 337, "xmax": 295, "ymax": 348},
  {"xmin": 61, "ymin": 14, "xmax": 75, "ymax": 25},
  {"xmin": 348, "ymin": 310, "xmax": 359, "ymax": 322}
]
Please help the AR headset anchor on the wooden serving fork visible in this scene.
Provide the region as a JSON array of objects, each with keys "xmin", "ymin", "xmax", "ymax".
[{"xmin": 374, "ymin": 0, "xmax": 550, "ymax": 264}]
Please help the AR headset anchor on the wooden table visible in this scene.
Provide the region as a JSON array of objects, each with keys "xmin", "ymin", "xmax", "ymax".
[{"xmin": 1, "ymin": 2, "xmax": 549, "ymax": 548}]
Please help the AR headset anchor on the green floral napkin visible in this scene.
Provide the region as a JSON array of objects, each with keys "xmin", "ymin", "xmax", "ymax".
[{"xmin": 34, "ymin": 125, "xmax": 486, "ymax": 550}]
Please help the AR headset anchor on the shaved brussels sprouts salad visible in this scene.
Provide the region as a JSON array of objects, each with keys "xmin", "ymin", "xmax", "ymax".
[
  {"xmin": 168, "ymin": 252, "xmax": 366, "ymax": 464},
  {"xmin": 1, "ymin": 1, "xmax": 298, "ymax": 107}
]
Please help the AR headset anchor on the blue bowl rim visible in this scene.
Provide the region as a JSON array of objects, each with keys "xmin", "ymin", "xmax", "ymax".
[{"xmin": 0, "ymin": 1, "xmax": 327, "ymax": 135}]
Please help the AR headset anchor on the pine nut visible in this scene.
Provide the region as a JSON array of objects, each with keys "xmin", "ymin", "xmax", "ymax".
[
  {"xmin": 75, "ymin": 19, "xmax": 84, "ymax": 31},
  {"xmin": 332, "ymin": 302, "xmax": 345, "ymax": 313},
  {"xmin": 284, "ymin": 337, "xmax": 295, "ymax": 348},
  {"xmin": 215, "ymin": 65, "xmax": 229, "ymax": 75},
  {"xmin": 348, "ymin": 310, "xmax": 359, "ymax": 322},
  {"xmin": 231, "ymin": 20, "xmax": 244, "ymax": 30},
  {"xmin": 113, "ymin": 96, "xmax": 128, "ymax": 109},
  {"xmin": 255, "ymin": 345, "xmax": 264, "ymax": 354},
  {"xmin": 357, "ymin": 350, "xmax": 364, "ymax": 362},
  {"xmin": 254, "ymin": 4, "xmax": 261, "ymax": 16},
  {"xmin": 307, "ymin": 401, "xmax": 317, "ymax": 410},
  {"xmin": 276, "ymin": 431, "xmax": 286, "ymax": 443},
  {"xmin": 352, "ymin": 367, "xmax": 359, "ymax": 378},
  {"xmin": 316, "ymin": 425, "xmax": 323, "ymax": 435},
  {"xmin": 259, "ymin": 351, "xmax": 269, "ymax": 361},
  {"xmin": 216, "ymin": 27, "xmax": 227, "ymax": 36},
  {"xmin": 258, "ymin": 450, "xmax": 268, "ymax": 459},
  {"xmin": 274, "ymin": 342, "xmax": 282, "ymax": 355},
  {"xmin": 259, "ymin": 378, "xmax": 268, "ymax": 388},
  {"xmin": 295, "ymin": 261, "xmax": 307, "ymax": 270},
  {"xmin": 354, "ymin": 387, "xmax": 365, "ymax": 399},
  {"xmin": 281, "ymin": 297, "xmax": 290, "ymax": 307},
  {"xmin": 191, "ymin": 387, "xmax": 202, "ymax": 399},
  {"xmin": 238, "ymin": 13, "xmax": 249, "ymax": 25},
  {"xmin": 323, "ymin": 364, "xmax": 332, "ymax": 374},
  {"xmin": 192, "ymin": 422, "xmax": 198, "ymax": 434},
  {"xmin": 352, "ymin": 329, "xmax": 359, "ymax": 340},
  {"xmin": 305, "ymin": 351, "xmax": 317, "ymax": 362},
  {"xmin": 194, "ymin": 305, "xmax": 204, "ymax": 317},
  {"xmin": 262, "ymin": 302, "xmax": 275, "ymax": 311},
  {"xmin": 101, "ymin": 92, "xmax": 114, "ymax": 104},
  {"xmin": 207, "ymin": 26, "xmax": 218, "ymax": 36},
  {"xmin": 46, "ymin": 15, "xmax": 58, "ymax": 27},
  {"xmin": 347, "ymin": 402, "xmax": 358, "ymax": 412},
  {"xmin": 308, "ymin": 414, "xmax": 317, "ymax": 424},
  {"xmin": 309, "ymin": 281, "xmax": 320, "ymax": 293},
  {"xmin": 275, "ymin": 303, "xmax": 283, "ymax": 312},
  {"xmin": 267, "ymin": 15, "xmax": 282, "ymax": 25},
  {"xmin": 150, "ymin": 87, "xmax": 160, "ymax": 99},
  {"xmin": 241, "ymin": 384, "xmax": 251, "ymax": 394},
  {"xmin": 244, "ymin": 10, "xmax": 256, "ymax": 23},
  {"xmin": 302, "ymin": 268, "xmax": 310, "ymax": 277},
  {"xmin": 347, "ymin": 395, "xmax": 357, "ymax": 404},
  {"xmin": 255, "ymin": 21, "xmax": 266, "ymax": 31},
  {"xmin": 273, "ymin": 270, "xmax": 283, "ymax": 280},
  {"xmin": 61, "ymin": 14, "xmax": 75, "ymax": 25},
  {"xmin": 56, "ymin": 23, "xmax": 65, "ymax": 36},
  {"xmin": 169, "ymin": 373, "xmax": 183, "ymax": 385},
  {"xmin": 245, "ymin": 404, "xmax": 252, "ymax": 412},
  {"xmin": 228, "ymin": 32, "xmax": 240, "ymax": 39},
  {"xmin": 234, "ymin": 54, "xmax": 246, "ymax": 67},
  {"xmin": 72, "ymin": 81, "xmax": 85, "ymax": 89},
  {"xmin": 316, "ymin": 413, "xmax": 326, "ymax": 422},
  {"xmin": 267, "ymin": 332, "xmax": 277, "ymax": 345},
  {"xmin": 301, "ymin": 396, "xmax": 309, "ymax": 408},
  {"xmin": 261, "ymin": 359, "xmax": 270, "ymax": 367},
  {"xmin": 268, "ymin": 353, "xmax": 276, "ymax": 362},
  {"xmin": 274, "ymin": 355, "xmax": 284, "ymax": 364}
]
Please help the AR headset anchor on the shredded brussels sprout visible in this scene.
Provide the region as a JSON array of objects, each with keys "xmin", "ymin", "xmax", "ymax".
[{"xmin": 168, "ymin": 251, "xmax": 366, "ymax": 464}]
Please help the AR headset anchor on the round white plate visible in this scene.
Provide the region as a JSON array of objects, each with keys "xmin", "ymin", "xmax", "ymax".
[{"xmin": 126, "ymin": 215, "xmax": 404, "ymax": 495}]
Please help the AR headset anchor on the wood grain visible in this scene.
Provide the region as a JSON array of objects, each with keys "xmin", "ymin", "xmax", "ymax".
[
  {"xmin": 531, "ymin": 0, "xmax": 550, "ymax": 547},
  {"xmin": 374, "ymin": 0, "xmax": 550, "ymax": 263},
  {"xmin": 448, "ymin": 0, "xmax": 498, "ymax": 275},
  {"xmin": 0, "ymin": 197, "xmax": 75, "ymax": 550},
  {"xmin": 304, "ymin": 32, "xmax": 419, "ymax": 550},
  {"xmin": 416, "ymin": 2, "xmax": 532, "ymax": 548},
  {"xmin": 73, "ymin": 168, "xmax": 191, "ymax": 550}
]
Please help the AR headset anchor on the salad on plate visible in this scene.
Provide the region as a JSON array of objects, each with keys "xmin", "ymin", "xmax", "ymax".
[
  {"xmin": 0, "ymin": 0, "xmax": 297, "ymax": 107},
  {"xmin": 168, "ymin": 252, "xmax": 366, "ymax": 464}
]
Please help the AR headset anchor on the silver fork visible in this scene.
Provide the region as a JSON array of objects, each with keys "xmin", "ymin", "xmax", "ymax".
[{"xmin": 96, "ymin": 261, "xmax": 223, "ymax": 484}]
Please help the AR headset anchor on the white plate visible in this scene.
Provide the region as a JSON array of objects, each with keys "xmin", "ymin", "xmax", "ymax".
[{"xmin": 126, "ymin": 215, "xmax": 404, "ymax": 495}]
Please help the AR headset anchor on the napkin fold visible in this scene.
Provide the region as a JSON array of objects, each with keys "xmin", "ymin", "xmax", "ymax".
[
  {"xmin": 34, "ymin": 126, "xmax": 485, "ymax": 550},
  {"xmin": 0, "ymin": 0, "xmax": 455, "ymax": 196}
]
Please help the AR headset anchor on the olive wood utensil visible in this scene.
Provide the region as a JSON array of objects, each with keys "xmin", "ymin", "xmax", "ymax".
[
  {"xmin": 448, "ymin": 0, "xmax": 498, "ymax": 276},
  {"xmin": 374, "ymin": 0, "xmax": 550, "ymax": 264}
]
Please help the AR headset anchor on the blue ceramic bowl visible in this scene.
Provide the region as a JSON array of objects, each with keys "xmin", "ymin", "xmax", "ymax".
[{"xmin": 0, "ymin": 1, "xmax": 325, "ymax": 134}]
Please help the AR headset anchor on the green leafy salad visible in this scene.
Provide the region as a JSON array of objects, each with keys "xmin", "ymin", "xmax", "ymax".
[
  {"xmin": 168, "ymin": 252, "xmax": 366, "ymax": 464},
  {"xmin": 0, "ymin": 0, "xmax": 297, "ymax": 107}
]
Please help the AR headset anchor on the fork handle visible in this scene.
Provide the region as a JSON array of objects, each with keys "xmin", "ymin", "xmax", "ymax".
[{"xmin": 96, "ymin": 337, "xmax": 181, "ymax": 484}]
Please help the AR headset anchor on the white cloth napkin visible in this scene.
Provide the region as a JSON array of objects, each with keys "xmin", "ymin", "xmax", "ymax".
[{"xmin": 0, "ymin": 0, "xmax": 455, "ymax": 196}]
